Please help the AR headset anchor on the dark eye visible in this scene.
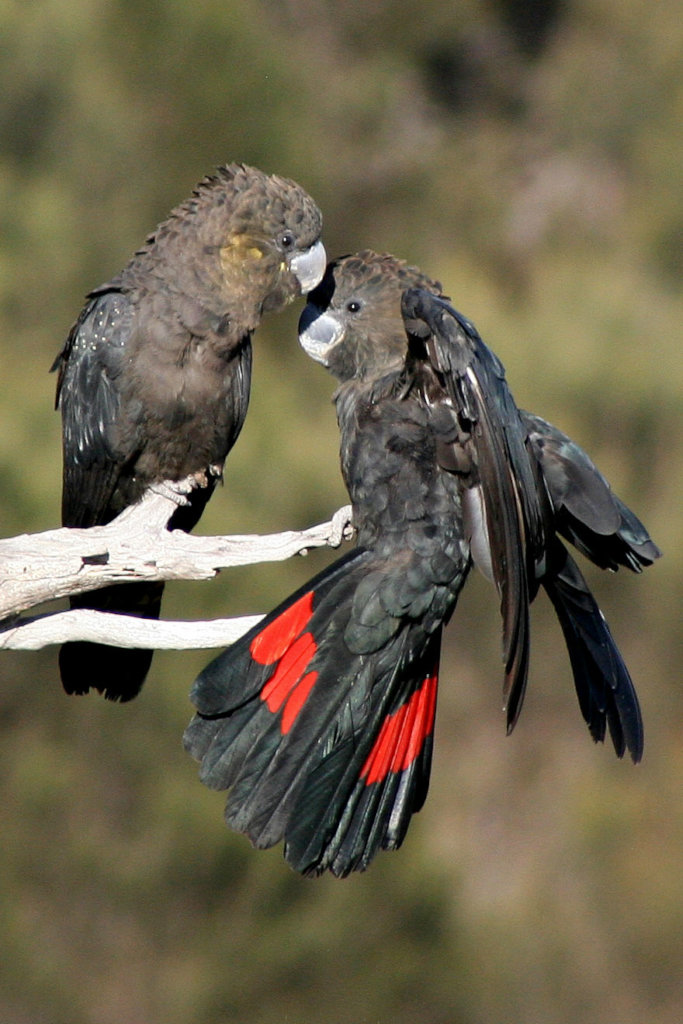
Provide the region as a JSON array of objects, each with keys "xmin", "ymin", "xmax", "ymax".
[
  {"xmin": 279, "ymin": 231, "xmax": 295, "ymax": 250},
  {"xmin": 346, "ymin": 300, "xmax": 362, "ymax": 314}
]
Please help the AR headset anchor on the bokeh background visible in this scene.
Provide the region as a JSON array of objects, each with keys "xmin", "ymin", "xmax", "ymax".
[{"xmin": 1, "ymin": 1, "xmax": 681, "ymax": 1022}]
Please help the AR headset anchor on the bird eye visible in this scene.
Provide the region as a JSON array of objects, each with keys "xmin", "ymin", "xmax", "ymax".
[
  {"xmin": 346, "ymin": 300, "xmax": 362, "ymax": 314},
  {"xmin": 279, "ymin": 231, "xmax": 295, "ymax": 250}
]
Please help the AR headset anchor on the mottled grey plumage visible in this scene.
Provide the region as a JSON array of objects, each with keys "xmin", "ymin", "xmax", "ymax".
[
  {"xmin": 183, "ymin": 250, "xmax": 658, "ymax": 878},
  {"xmin": 185, "ymin": 255, "xmax": 470, "ymax": 875},
  {"xmin": 304, "ymin": 252, "xmax": 659, "ymax": 760},
  {"xmin": 54, "ymin": 163, "xmax": 325, "ymax": 700}
]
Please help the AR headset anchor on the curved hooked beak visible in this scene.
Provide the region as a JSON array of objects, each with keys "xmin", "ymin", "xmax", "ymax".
[
  {"xmin": 288, "ymin": 240, "xmax": 327, "ymax": 293},
  {"xmin": 298, "ymin": 304, "xmax": 343, "ymax": 366}
]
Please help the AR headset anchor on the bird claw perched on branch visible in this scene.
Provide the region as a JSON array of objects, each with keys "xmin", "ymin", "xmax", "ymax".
[
  {"xmin": 328, "ymin": 504, "xmax": 355, "ymax": 547},
  {"xmin": 149, "ymin": 475, "xmax": 198, "ymax": 507},
  {"xmin": 149, "ymin": 465, "xmax": 223, "ymax": 506}
]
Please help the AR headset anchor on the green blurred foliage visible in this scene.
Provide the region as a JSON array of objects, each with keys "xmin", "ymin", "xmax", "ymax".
[{"xmin": 0, "ymin": 0, "xmax": 681, "ymax": 1021}]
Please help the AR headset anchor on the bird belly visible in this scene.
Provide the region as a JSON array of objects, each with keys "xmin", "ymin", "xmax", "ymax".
[{"xmin": 122, "ymin": 338, "xmax": 251, "ymax": 486}]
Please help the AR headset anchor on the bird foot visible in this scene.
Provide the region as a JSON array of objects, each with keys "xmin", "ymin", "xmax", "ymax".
[
  {"xmin": 150, "ymin": 464, "xmax": 224, "ymax": 506},
  {"xmin": 328, "ymin": 504, "xmax": 355, "ymax": 547},
  {"xmin": 150, "ymin": 475, "xmax": 199, "ymax": 507}
]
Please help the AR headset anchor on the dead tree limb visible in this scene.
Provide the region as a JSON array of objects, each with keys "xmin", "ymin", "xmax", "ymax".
[
  {"xmin": 1, "ymin": 610, "xmax": 266, "ymax": 652},
  {"xmin": 0, "ymin": 487, "xmax": 353, "ymax": 652}
]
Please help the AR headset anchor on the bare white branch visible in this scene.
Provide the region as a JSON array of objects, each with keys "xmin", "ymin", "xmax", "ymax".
[
  {"xmin": 0, "ymin": 487, "xmax": 354, "ymax": 652},
  {"xmin": 0, "ymin": 609, "xmax": 265, "ymax": 651}
]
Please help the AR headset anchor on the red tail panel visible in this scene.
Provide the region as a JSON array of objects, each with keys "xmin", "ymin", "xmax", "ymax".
[
  {"xmin": 260, "ymin": 631, "xmax": 317, "ymax": 715},
  {"xmin": 250, "ymin": 592, "xmax": 315, "ymax": 665},
  {"xmin": 281, "ymin": 671, "xmax": 318, "ymax": 734},
  {"xmin": 361, "ymin": 672, "xmax": 438, "ymax": 785}
]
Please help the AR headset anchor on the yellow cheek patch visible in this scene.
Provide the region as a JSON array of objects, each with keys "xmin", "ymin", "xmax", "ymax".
[{"xmin": 220, "ymin": 235, "xmax": 265, "ymax": 269}]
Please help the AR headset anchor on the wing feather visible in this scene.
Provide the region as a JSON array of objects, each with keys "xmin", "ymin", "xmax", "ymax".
[
  {"xmin": 53, "ymin": 287, "xmax": 137, "ymax": 526},
  {"xmin": 401, "ymin": 288, "xmax": 547, "ymax": 728}
]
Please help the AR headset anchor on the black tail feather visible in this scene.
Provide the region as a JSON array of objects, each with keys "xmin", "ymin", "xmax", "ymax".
[
  {"xmin": 59, "ymin": 581, "xmax": 164, "ymax": 702},
  {"xmin": 543, "ymin": 542, "xmax": 643, "ymax": 763},
  {"xmin": 284, "ymin": 634, "xmax": 440, "ymax": 876},
  {"xmin": 184, "ymin": 554, "xmax": 441, "ymax": 876}
]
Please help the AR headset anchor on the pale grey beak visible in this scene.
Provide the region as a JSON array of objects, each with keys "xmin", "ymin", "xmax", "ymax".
[
  {"xmin": 288, "ymin": 240, "xmax": 327, "ymax": 293},
  {"xmin": 298, "ymin": 307, "xmax": 343, "ymax": 366}
]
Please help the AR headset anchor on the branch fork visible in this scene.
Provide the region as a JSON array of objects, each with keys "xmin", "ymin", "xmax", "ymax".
[{"xmin": 0, "ymin": 485, "xmax": 353, "ymax": 652}]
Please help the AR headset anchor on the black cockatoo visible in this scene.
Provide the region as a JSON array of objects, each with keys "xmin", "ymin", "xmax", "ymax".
[
  {"xmin": 184, "ymin": 251, "xmax": 659, "ymax": 877},
  {"xmin": 53, "ymin": 164, "xmax": 325, "ymax": 701}
]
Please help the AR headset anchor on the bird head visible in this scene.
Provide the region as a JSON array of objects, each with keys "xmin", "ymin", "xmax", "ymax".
[
  {"xmin": 213, "ymin": 164, "xmax": 325, "ymax": 317},
  {"xmin": 298, "ymin": 251, "xmax": 443, "ymax": 382},
  {"xmin": 148, "ymin": 164, "xmax": 325, "ymax": 327}
]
